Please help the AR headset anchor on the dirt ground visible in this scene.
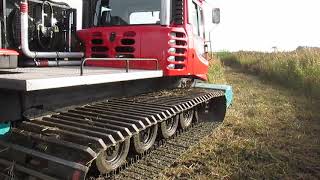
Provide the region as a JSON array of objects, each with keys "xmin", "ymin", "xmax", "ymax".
[{"xmin": 160, "ymin": 68, "xmax": 320, "ymax": 179}]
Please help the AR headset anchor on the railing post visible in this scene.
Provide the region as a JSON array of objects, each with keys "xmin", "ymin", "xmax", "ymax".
[
  {"xmin": 80, "ymin": 58, "xmax": 86, "ymax": 76},
  {"xmin": 125, "ymin": 60, "xmax": 129, "ymax": 73}
]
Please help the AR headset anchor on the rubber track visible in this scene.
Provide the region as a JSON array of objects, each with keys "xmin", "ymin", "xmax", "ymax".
[
  {"xmin": 0, "ymin": 88, "xmax": 224, "ymax": 179},
  {"xmin": 104, "ymin": 122, "xmax": 220, "ymax": 180}
]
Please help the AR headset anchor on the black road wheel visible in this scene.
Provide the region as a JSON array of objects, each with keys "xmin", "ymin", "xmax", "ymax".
[
  {"xmin": 179, "ymin": 109, "xmax": 195, "ymax": 129},
  {"xmin": 132, "ymin": 125, "xmax": 158, "ymax": 154},
  {"xmin": 96, "ymin": 139, "xmax": 130, "ymax": 174},
  {"xmin": 160, "ymin": 116, "xmax": 179, "ymax": 139}
]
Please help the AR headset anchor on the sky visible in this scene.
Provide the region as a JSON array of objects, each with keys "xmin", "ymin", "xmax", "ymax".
[
  {"xmin": 64, "ymin": 0, "xmax": 320, "ymax": 52},
  {"xmin": 210, "ymin": 0, "xmax": 320, "ymax": 52}
]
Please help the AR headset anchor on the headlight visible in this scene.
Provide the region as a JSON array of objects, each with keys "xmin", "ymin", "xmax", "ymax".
[
  {"xmin": 168, "ymin": 48, "xmax": 176, "ymax": 53},
  {"xmin": 170, "ymin": 32, "xmax": 176, "ymax": 37},
  {"xmin": 167, "ymin": 64, "xmax": 175, "ymax": 69},
  {"xmin": 167, "ymin": 56, "xmax": 175, "ymax": 62},
  {"xmin": 169, "ymin": 40, "xmax": 176, "ymax": 45}
]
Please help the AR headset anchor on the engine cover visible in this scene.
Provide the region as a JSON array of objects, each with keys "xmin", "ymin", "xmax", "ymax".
[{"xmin": 5, "ymin": 0, "xmax": 77, "ymax": 52}]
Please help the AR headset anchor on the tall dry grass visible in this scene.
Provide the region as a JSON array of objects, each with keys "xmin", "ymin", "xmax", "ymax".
[
  {"xmin": 161, "ymin": 67, "xmax": 320, "ymax": 179},
  {"xmin": 207, "ymin": 55, "xmax": 226, "ymax": 84},
  {"xmin": 219, "ymin": 49, "xmax": 320, "ymax": 98}
]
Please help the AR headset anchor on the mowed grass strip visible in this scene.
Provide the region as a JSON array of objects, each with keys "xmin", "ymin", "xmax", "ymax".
[{"xmin": 160, "ymin": 67, "xmax": 320, "ymax": 179}]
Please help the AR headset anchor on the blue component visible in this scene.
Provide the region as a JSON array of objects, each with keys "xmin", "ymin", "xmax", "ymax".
[
  {"xmin": 0, "ymin": 122, "xmax": 11, "ymax": 135},
  {"xmin": 195, "ymin": 83, "xmax": 233, "ymax": 108}
]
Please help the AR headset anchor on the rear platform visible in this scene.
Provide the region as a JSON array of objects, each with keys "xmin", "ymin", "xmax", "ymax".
[
  {"xmin": 0, "ymin": 67, "xmax": 163, "ymax": 91},
  {"xmin": 0, "ymin": 66, "xmax": 169, "ymax": 122}
]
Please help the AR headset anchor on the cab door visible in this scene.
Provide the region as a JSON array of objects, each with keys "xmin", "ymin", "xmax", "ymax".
[
  {"xmin": 190, "ymin": 1, "xmax": 206, "ymax": 56},
  {"xmin": 188, "ymin": 0, "xmax": 209, "ymax": 79}
]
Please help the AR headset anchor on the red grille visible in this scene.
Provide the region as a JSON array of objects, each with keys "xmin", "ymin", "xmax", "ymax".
[{"xmin": 168, "ymin": 31, "xmax": 188, "ymax": 70}]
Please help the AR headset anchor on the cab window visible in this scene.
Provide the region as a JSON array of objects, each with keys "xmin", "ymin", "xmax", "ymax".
[{"xmin": 190, "ymin": 1, "xmax": 205, "ymax": 38}]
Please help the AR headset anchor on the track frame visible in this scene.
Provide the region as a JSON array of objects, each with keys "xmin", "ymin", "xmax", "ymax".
[{"xmin": 0, "ymin": 84, "xmax": 232, "ymax": 179}]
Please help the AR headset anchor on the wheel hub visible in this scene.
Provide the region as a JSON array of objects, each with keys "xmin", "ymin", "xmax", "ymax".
[
  {"xmin": 165, "ymin": 118, "xmax": 175, "ymax": 131},
  {"xmin": 183, "ymin": 110, "xmax": 193, "ymax": 123},
  {"xmin": 133, "ymin": 125, "xmax": 158, "ymax": 154},
  {"xmin": 140, "ymin": 128, "xmax": 151, "ymax": 143},
  {"xmin": 105, "ymin": 144, "xmax": 121, "ymax": 162},
  {"xmin": 179, "ymin": 109, "xmax": 195, "ymax": 129}
]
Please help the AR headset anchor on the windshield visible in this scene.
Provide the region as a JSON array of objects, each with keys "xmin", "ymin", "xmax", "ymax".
[{"xmin": 93, "ymin": 0, "xmax": 161, "ymax": 26}]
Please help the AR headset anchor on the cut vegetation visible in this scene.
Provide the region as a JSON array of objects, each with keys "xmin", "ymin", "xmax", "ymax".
[{"xmin": 160, "ymin": 54, "xmax": 320, "ymax": 179}]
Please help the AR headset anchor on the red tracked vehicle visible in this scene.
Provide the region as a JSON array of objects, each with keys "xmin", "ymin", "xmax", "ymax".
[
  {"xmin": 77, "ymin": 0, "xmax": 210, "ymax": 79},
  {"xmin": 0, "ymin": 0, "xmax": 232, "ymax": 179}
]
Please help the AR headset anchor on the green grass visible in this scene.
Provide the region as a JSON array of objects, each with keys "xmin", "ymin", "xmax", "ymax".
[
  {"xmin": 207, "ymin": 55, "xmax": 226, "ymax": 84},
  {"xmin": 219, "ymin": 50, "xmax": 320, "ymax": 98},
  {"xmin": 160, "ymin": 64, "xmax": 320, "ymax": 179}
]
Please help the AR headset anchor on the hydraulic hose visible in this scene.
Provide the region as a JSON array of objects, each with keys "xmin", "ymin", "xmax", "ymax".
[
  {"xmin": 37, "ymin": 1, "xmax": 55, "ymax": 50},
  {"xmin": 45, "ymin": 0, "xmax": 70, "ymax": 7}
]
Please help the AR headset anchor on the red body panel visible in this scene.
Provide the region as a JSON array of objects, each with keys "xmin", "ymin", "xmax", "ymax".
[{"xmin": 76, "ymin": 0, "xmax": 209, "ymax": 80}]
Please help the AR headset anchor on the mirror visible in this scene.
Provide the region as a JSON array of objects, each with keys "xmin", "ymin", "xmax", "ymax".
[{"xmin": 212, "ymin": 8, "xmax": 220, "ymax": 24}]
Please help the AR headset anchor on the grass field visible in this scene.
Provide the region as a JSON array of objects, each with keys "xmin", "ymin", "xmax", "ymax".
[
  {"xmin": 160, "ymin": 57, "xmax": 320, "ymax": 179},
  {"xmin": 219, "ymin": 50, "xmax": 320, "ymax": 99}
]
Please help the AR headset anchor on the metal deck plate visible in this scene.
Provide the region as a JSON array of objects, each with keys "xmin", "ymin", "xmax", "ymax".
[{"xmin": 0, "ymin": 67, "xmax": 163, "ymax": 91}]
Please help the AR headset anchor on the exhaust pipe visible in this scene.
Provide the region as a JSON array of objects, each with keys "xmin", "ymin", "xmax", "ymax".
[
  {"xmin": 160, "ymin": 0, "xmax": 171, "ymax": 26},
  {"xmin": 1, "ymin": 0, "xmax": 7, "ymax": 48},
  {"xmin": 20, "ymin": 0, "xmax": 84, "ymax": 59}
]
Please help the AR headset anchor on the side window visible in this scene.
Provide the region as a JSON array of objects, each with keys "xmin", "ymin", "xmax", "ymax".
[
  {"xmin": 198, "ymin": 7, "xmax": 205, "ymax": 39},
  {"xmin": 191, "ymin": 2, "xmax": 200, "ymax": 36},
  {"xmin": 190, "ymin": 1, "xmax": 205, "ymax": 39}
]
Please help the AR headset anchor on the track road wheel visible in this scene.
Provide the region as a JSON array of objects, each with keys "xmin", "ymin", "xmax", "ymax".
[
  {"xmin": 96, "ymin": 139, "xmax": 130, "ymax": 174},
  {"xmin": 160, "ymin": 116, "xmax": 179, "ymax": 139},
  {"xmin": 132, "ymin": 125, "xmax": 158, "ymax": 154},
  {"xmin": 179, "ymin": 109, "xmax": 195, "ymax": 129}
]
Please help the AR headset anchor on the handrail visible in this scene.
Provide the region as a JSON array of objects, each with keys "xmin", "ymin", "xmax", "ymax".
[{"xmin": 80, "ymin": 58, "xmax": 159, "ymax": 76}]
